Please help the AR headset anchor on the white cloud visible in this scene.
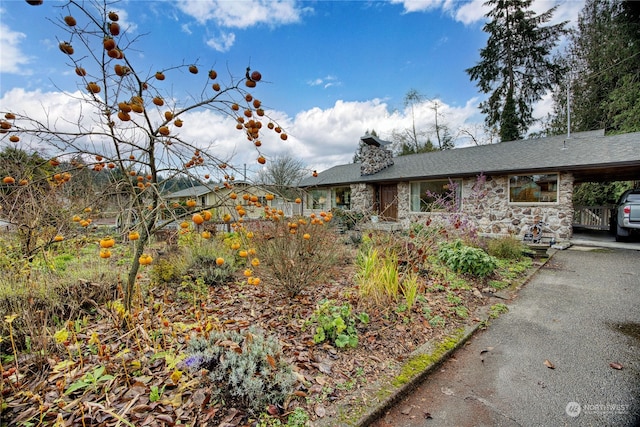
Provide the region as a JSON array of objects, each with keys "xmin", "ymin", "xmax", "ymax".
[
  {"xmin": 181, "ymin": 23, "xmax": 193, "ymax": 35},
  {"xmin": 390, "ymin": 0, "xmax": 446, "ymax": 13},
  {"xmin": 206, "ymin": 32, "xmax": 236, "ymax": 52},
  {"xmin": 265, "ymin": 97, "xmax": 485, "ymax": 173},
  {"xmin": 0, "ymin": 23, "xmax": 30, "ymax": 74},
  {"xmin": 394, "ymin": 0, "xmax": 583, "ymax": 27},
  {"xmin": 455, "ymin": 1, "xmax": 488, "ymax": 25},
  {"xmin": 307, "ymin": 75, "xmax": 340, "ymax": 89},
  {"xmin": 176, "ymin": 0, "xmax": 307, "ymax": 28},
  {"xmin": 0, "ymin": 87, "xmax": 489, "ymax": 179},
  {"xmin": 532, "ymin": 0, "xmax": 585, "ymax": 27}
]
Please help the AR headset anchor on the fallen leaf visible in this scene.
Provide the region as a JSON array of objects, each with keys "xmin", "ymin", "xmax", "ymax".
[
  {"xmin": 609, "ymin": 362, "xmax": 623, "ymax": 370},
  {"xmin": 266, "ymin": 354, "xmax": 277, "ymax": 369},
  {"xmin": 544, "ymin": 359, "xmax": 555, "ymax": 369},
  {"xmin": 315, "ymin": 360, "xmax": 333, "ymax": 374},
  {"xmin": 155, "ymin": 414, "xmax": 174, "ymax": 425}
]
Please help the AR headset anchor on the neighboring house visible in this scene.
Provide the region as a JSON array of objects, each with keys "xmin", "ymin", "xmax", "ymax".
[
  {"xmin": 164, "ymin": 181, "xmax": 299, "ymax": 222},
  {"xmin": 165, "ymin": 181, "xmax": 267, "ymax": 221},
  {"xmin": 298, "ymin": 130, "xmax": 640, "ymax": 241}
]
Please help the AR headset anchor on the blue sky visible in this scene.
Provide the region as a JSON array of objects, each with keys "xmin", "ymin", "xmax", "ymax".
[{"xmin": 0, "ymin": 0, "xmax": 583, "ymax": 178}]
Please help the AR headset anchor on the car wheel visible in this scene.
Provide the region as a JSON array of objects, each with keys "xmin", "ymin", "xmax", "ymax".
[{"xmin": 615, "ymin": 224, "xmax": 628, "ymax": 242}]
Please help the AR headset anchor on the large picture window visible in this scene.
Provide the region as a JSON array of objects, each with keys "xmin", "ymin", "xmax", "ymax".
[
  {"xmin": 331, "ymin": 187, "xmax": 351, "ymax": 210},
  {"xmin": 307, "ymin": 189, "xmax": 328, "ymax": 209},
  {"xmin": 509, "ymin": 174, "xmax": 558, "ymax": 203},
  {"xmin": 410, "ymin": 179, "xmax": 461, "ymax": 212}
]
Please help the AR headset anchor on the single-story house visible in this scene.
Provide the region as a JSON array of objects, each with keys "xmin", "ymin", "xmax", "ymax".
[
  {"xmin": 164, "ymin": 181, "xmax": 269, "ymax": 221},
  {"xmin": 164, "ymin": 181, "xmax": 302, "ymax": 222},
  {"xmin": 298, "ymin": 130, "xmax": 640, "ymax": 240}
]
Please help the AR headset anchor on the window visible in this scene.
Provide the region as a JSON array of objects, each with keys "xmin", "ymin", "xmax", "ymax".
[
  {"xmin": 410, "ymin": 179, "xmax": 461, "ymax": 212},
  {"xmin": 332, "ymin": 187, "xmax": 351, "ymax": 210},
  {"xmin": 307, "ymin": 189, "xmax": 328, "ymax": 209},
  {"xmin": 509, "ymin": 174, "xmax": 558, "ymax": 203}
]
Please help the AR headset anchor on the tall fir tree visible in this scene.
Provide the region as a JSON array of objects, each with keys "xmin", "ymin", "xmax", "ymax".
[{"xmin": 466, "ymin": 0, "xmax": 567, "ymax": 141}]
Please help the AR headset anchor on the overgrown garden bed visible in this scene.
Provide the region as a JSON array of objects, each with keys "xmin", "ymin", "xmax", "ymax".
[{"xmin": 0, "ymin": 215, "xmax": 539, "ymax": 426}]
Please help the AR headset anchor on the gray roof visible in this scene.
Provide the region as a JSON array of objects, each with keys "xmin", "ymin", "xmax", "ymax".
[
  {"xmin": 164, "ymin": 180, "xmax": 262, "ymax": 199},
  {"xmin": 299, "ymin": 130, "xmax": 640, "ymax": 187},
  {"xmin": 164, "ymin": 185, "xmax": 212, "ymax": 199}
]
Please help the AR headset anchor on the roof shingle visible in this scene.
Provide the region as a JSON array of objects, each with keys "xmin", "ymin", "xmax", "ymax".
[{"xmin": 300, "ymin": 130, "xmax": 640, "ymax": 187}]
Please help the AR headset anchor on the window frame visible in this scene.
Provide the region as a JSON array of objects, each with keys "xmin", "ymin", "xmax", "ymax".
[
  {"xmin": 410, "ymin": 178, "xmax": 462, "ymax": 213},
  {"xmin": 508, "ymin": 173, "xmax": 559, "ymax": 204},
  {"xmin": 307, "ymin": 189, "xmax": 328, "ymax": 210},
  {"xmin": 331, "ymin": 186, "xmax": 351, "ymax": 210}
]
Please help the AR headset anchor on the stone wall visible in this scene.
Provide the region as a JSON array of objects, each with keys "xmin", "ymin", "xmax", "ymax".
[
  {"xmin": 350, "ymin": 183, "xmax": 375, "ymax": 214},
  {"xmin": 360, "ymin": 145, "xmax": 393, "ymax": 176},
  {"xmin": 393, "ymin": 173, "xmax": 575, "ymax": 241}
]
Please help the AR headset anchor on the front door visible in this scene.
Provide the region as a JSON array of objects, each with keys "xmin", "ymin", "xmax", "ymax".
[{"xmin": 378, "ymin": 184, "xmax": 398, "ymax": 221}]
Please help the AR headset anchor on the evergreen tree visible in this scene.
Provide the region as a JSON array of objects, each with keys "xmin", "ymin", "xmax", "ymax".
[
  {"xmin": 466, "ymin": 0, "xmax": 567, "ymax": 141},
  {"xmin": 544, "ymin": 1, "xmax": 639, "ymax": 212},
  {"xmin": 549, "ymin": 0, "xmax": 640, "ymax": 135}
]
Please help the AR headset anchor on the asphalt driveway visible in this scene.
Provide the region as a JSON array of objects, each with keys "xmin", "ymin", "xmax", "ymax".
[{"xmin": 371, "ymin": 247, "xmax": 640, "ymax": 427}]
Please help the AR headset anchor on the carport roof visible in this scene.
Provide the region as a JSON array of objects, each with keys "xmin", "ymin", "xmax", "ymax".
[{"xmin": 299, "ymin": 130, "xmax": 640, "ymax": 187}]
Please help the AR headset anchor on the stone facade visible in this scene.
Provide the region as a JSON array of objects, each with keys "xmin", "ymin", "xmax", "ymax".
[
  {"xmin": 350, "ymin": 183, "xmax": 375, "ymax": 214},
  {"xmin": 360, "ymin": 144, "xmax": 394, "ymax": 176},
  {"xmin": 348, "ymin": 173, "xmax": 575, "ymax": 241}
]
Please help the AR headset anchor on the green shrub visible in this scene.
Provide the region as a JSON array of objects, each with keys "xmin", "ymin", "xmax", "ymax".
[
  {"xmin": 438, "ymin": 239, "xmax": 497, "ymax": 277},
  {"xmin": 305, "ymin": 300, "xmax": 369, "ymax": 349},
  {"xmin": 184, "ymin": 327, "xmax": 296, "ymax": 415},
  {"xmin": 151, "ymin": 256, "xmax": 187, "ymax": 284},
  {"xmin": 487, "ymin": 236, "xmax": 525, "ymax": 260}
]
